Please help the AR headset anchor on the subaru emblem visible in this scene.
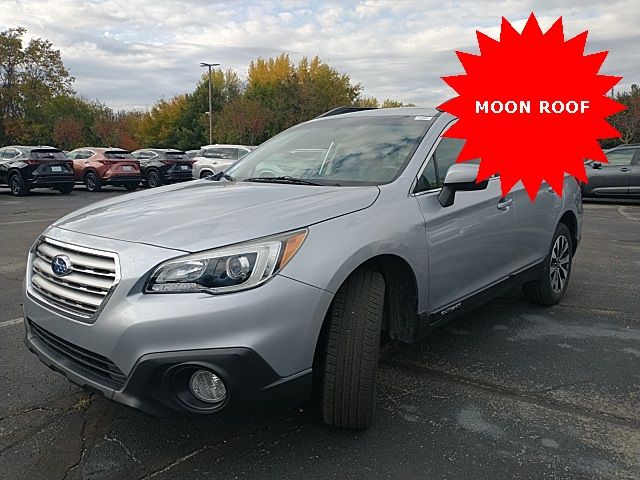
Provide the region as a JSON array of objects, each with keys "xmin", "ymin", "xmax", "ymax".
[{"xmin": 51, "ymin": 255, "xmax": 72, "ymax": 277}]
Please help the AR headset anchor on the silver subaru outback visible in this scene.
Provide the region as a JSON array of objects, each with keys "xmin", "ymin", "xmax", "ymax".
[{"xmin": 23, "ymin": 108, "xmax": 582, "ymax": 429}]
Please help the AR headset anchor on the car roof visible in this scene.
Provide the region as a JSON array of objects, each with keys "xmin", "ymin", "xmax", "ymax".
[
  {"xmin": 5, "ymin": 145, "xmax": 59, "ymax": 151},
  {"xmin": 317, "ymin": 107, "xmax": 440, "ymax": 119},
  {"xmin": 199, "ymin": 144, "xmax": 252, "ymax": 149},
  {"xmin": 140, "ymin": 148, "xmax": 186, "ymax": 153},
  {"xmin": 606, "ymin": 144, "xmax": 640, "ymax": 150},
  {"xmin": 71, "ymin": 147, "xmax": 129, "ymax": 153}
]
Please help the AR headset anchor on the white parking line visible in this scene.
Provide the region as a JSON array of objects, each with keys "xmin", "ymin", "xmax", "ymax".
[
  {"xmin": 0, "ymin": 218, "xmax": 57, "ymax": 226},
  {"xmin": 0, "ymin": 317, "xmax": 24, "ymax": 329}
]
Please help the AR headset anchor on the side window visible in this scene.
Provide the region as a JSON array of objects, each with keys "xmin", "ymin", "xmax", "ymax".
[
  {"xmin": 433, "ymin": 138, "xmax": 465, "ymax": 186},
  {"xmin": 415, "ymin": 157, "xmax": 438, "ymax": 193},
  {"xmin": 238, "ymin": 148, "xmax": 250, "ymax": 158},
  {"xmin": 220, "ymin": 148, "xmax": 238, "ymax": 159},
  {"xmin": 605, "ymin": 149, "xmax": 635, "ymax": 166},
  {"xmin": 3, "ymin": 148, "xmax": 18, "ymax": 159},
  {"xmin": 67, "ymin": 151, "xmax": 77, "ymax": 159},
  {"xmin": 204, "ymin": 148, "xmax": 222, "ymax": 158}
]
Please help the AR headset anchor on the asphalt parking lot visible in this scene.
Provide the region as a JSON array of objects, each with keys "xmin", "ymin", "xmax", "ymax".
[{"xmin": 0, "ymin": 186, "xmax": 639, "ymax": 480}]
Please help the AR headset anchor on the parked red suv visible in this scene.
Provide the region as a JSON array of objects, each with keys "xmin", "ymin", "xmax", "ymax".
[{"xmin": 67, "ymin": 148, "xmax": 141, "ymax": 192}]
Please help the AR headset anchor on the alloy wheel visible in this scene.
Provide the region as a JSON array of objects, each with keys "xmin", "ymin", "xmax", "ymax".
[
  {"xmin": 549, "ymin": 234, "xmax": 570, "ymax": 294},
  {"xmin": 10, "ymin": 176, "xmax": 20, "ymax": 195}
]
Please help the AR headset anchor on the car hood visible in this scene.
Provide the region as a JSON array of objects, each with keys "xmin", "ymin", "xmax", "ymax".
[{"xmin": 53, "ymin": 180, "xmax": 380, "ymax": 252}]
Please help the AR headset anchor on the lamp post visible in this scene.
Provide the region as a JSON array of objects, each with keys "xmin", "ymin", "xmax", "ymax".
[{"xmin": 200, "ymin": 62, "xmax": 220, "ymax": 145}]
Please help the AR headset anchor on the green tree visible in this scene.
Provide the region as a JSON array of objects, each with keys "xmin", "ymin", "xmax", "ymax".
[{"xmin": 0, "ymin": 27, "xmax": 74, "ymax": 144}]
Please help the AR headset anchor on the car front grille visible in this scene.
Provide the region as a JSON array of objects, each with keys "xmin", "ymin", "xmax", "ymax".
[
  {"xmin": 30, "ymin": 238, "xmax": 119, "ymax": 320},
  {"xmin": 29, "ymin": 319, "xmax": 126, "ymax": 387}
]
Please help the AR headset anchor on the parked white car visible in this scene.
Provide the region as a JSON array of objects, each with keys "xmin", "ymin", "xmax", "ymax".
[{"xmin": 191, "ymin": 144, "xmax": 254, "ymax": 179}]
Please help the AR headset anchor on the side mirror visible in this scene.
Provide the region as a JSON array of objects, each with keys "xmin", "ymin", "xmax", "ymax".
[
  {"xmin": 438, "ymin": 164, "xmax": 489, "ymax": 208},
  {"xmin": 591, "ymin": 162, "xmax": 602, "ymax": 169}
]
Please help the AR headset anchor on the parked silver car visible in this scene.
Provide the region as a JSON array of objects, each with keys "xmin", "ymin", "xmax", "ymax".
[
  {"xmin": 23, "ymin": 108, "xmax": 582, "ymax": 429},
  {"xmin": 191, "ymin": 144, "xmax": 253, "ymax": 179}
]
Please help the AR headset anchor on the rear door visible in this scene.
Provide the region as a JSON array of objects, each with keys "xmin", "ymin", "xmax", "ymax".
[
  {"xmin": 629, "ymin": 149, "xmax": 640, "ymax": 198},
  {"xmin": 414, "ymin": 135, "xmax": 516, "ymax": 313}
]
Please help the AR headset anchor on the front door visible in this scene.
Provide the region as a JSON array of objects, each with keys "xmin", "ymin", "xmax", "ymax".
[
  {"xmin": 587, "ymin": 148, "xmax": 635, "ymax": 197},
  {"xmin": 413, "ymin": 136, "xmax": 516, "ymax": 314}
]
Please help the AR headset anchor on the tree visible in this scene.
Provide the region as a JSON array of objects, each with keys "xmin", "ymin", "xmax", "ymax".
[
  {"xmin": 213, "ymin": 97, "xmax": 268, "ymax": 145},
  {"xmin": 606, "ymin": 84, "xmax": 640, "ymax": 147},
  {"xmin": 0, "ymin": 27, "xmax": 74, "ymax": 144},
  {"xmin": 53, "ymin": 116, "xmax": 83, "ymax": 150}
]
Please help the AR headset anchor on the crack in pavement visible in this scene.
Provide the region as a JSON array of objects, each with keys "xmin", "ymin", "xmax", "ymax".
[
  {"xmin": 379, "ymin": 360, "xmax": 640, "ymax": 429},
  {"xmin": 138, "ymin": 416, "xmax": 299, "ymax": 480},
  {"xmin": 63, "ymin": 406, "xmax": 89, "ymax": 480}
]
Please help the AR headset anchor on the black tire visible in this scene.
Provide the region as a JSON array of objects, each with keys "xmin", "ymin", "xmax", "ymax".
[
  {"xmin": 84, "ymin": 171, "xmax": 101, "ymax": 192},
  {"xmin": 124, "ymin": 184, "xmax": 138, "ymax": 192},
  {"xmin": 146, "ymin": 169, "xmax": 162, "ymax": 188},
  {"xmin": 523, "ymin": 223, "xmax": 573, "ymax": 306},
  {"xmin": 57, "ymin": 184, "xmax": 74, "ymax": 194},
  {"xmin": 322, "ymin": 269, "xmax": 385, "ymax": 430},
  {"xmin": 200, "ymin": 170, "xmax": 214, "ymax": 179},
  {"xmin": 9, "ymin": 173, "xmax": 28, "ymax": 196}
]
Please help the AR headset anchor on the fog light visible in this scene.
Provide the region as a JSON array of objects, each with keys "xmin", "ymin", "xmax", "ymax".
[{"xmin": 189, "ymin": 370, "xmax": 227, "ymax": 403}]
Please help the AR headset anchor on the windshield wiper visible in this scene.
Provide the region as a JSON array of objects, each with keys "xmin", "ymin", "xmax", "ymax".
[
  {"xmin": 242, "ymin": 176, "xmax": 321, "ymax": 186},
  {"xmin": 207, "ymin": 171, "xmax": 235, "ymax": 181}
]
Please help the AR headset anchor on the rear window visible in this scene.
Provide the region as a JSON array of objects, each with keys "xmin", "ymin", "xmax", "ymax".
[
  {"xmin": 105, "ymin": 151, "xmax": 134, "ymax": 160},
  {"xmin": 166, "ymin": 152, "xmax": 188, "ymax": 160},
  {"xmin": 32, "ymin": 150, "xmax": 68, "ymax": 160}
]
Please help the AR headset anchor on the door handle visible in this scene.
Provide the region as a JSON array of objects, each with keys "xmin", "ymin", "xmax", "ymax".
[
  {"xmin": 497, "ymin": 198, "xmax": 513, "ymax": 211},
  {"xmin": 619, "ymin": 167, "xmax": 630, "ymax": 172}
]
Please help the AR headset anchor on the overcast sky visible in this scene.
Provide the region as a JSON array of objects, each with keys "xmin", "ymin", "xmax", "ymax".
[{"xmin": 1, "ymin": 0, "xmax": 638, "ymax": 110}]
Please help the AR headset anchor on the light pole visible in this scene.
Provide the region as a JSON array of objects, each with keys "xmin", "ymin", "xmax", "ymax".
[{"xmin": 200, "ymin": 62, "xmax": 220, "ymax": 145}]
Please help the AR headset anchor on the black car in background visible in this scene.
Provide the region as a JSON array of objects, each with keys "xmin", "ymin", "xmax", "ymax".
[
  {"xmin": 583, "ymin": 145, "xmax": 640, "ymax": 199},
  {"xmin": 0, "ymin": 146, "xmax": 75, "ymax": 196},
  {"xmin": 132, "ymin": 148, "xmax": 193, "ymax": 188}
]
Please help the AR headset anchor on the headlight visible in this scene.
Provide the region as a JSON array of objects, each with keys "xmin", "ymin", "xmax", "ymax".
[{"xmin": 144, "ymin": 229, "xmax": 307, "ymax": 294}]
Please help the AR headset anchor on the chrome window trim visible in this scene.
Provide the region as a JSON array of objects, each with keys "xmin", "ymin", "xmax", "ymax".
[
  {"xmin": 410, "ymin": 119, "xmax": 498, "ymax": 198},
  {"xmin": 26, "ymin": 237, "xmax": 121, "ymax": 323}
]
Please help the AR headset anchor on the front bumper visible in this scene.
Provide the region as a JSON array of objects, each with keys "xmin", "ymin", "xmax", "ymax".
[
  {"xmin": 23, "ymin": 228, "xmax": 332, "ymax": 415},
  {"xmin": 24, "ymin": 320, "xmax": 311, "ymax": 416}
]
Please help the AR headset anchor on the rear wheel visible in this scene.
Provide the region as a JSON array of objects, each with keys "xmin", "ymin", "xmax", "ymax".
[
  {"xmin": 321, "ymin": 269, "xmax": 385, "ymax": 430},
  {"xmin": 84, "ymin": 171, "xmax": 101, "ymax": 192},
  {"xmin": 57, "ymin": 184, "xmax": 74, "ymax": 194},
  {"xmin": 523, "ymin": 223, "xmax": 573, "ymax": 306},
  {"xmin": 200, "ymin": 170, "xmax": 214, "ymax": 179},
  {"xmin": 146, "ymin": 170, "xmax": 162, "ymax": 188},
  {"xmin": 9, "ymin": 173, "xmax": 28, "ymax": 196},
  {"xmin": 124, "ymin": 184, "xmax": 138, "ymax": 192}
]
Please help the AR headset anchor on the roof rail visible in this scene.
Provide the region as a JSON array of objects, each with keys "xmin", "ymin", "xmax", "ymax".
[{"xmin": 315, "ymin": 106, "xmax": 378, "ymax": 119}]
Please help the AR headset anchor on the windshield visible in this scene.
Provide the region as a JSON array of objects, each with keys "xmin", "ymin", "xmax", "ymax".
[{"xmin": 227, "ymin": 115, "xmax": 434, "ymax": 186}]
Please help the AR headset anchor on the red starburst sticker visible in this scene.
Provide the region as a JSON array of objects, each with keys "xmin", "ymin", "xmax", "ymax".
[{"xmin": 438, "ymin": 13, "xmax": 626, "ymax": 199}]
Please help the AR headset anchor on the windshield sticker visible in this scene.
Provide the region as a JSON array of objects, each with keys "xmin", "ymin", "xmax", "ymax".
[{"xmin": 414, "ymin": 116, "xmax": 433, "ymax": 121}]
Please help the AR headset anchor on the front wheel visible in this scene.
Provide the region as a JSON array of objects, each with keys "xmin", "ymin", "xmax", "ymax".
[
  {"xmin": 9, "ymin": 173, "xmax": 28, "ymax": 196},
  {"xmin": 57, "ymin": 184, "xmax": 74, "ymax": 194},
  {"xmin": 321, "ymin": 269, "xmax": 385, "ymax": 430},
  {"xmin": 523, "ymin": 223, "xmax": 573, "ymax": 306},
  {"xmin": 200, "ymin": 170, "xmax": 214, "ymax": 179},
  {"xmin": 124, "ymin": 184, "xmax": 138, "ymax": 192}
]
